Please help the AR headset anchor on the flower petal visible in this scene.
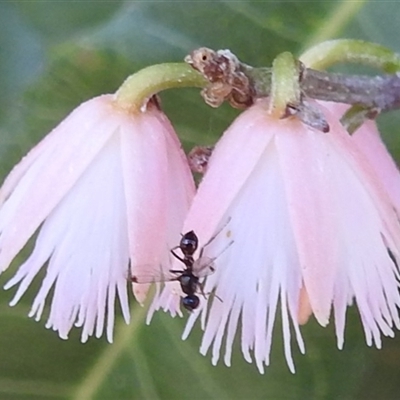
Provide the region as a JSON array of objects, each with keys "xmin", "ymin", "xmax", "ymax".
[
  {"xmin": 5, "ymin": 131, "xmax": 130, "ymax": 342},
  {"xmin": 182, "ymin": 101, "xmax": 275, "ymax": 245},
  {"xmin": 0, "ymin": 95, "xmax": 120, "ymax": 271}
]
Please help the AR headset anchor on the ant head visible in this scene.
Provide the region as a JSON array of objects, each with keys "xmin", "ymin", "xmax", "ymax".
[
  {"xmin": 182, "ymin": 294, "xmax": 200, "ymax": 311},
  {"xmin": 180, "ymin": 230, "xmax": 198, "ymax": 255}
]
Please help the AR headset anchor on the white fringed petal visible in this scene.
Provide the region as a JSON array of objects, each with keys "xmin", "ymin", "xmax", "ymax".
[
  {"xmin": 5, "ymin": 131, "xmax": 130, "ymax": 342},
  {"xmin": 0, "ymin": 95, "xmax": 120, "ymax": 271}
]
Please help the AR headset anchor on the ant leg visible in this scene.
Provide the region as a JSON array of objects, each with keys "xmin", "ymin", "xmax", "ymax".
[
  {"xmin": 171, "ymin": 248, "xmax": 185, "ymax": 263},
  {"xmin": 213, "ymin": 293, "xmax": 223, "ymax": 302},
  {"xmin": 169, "ymin": 248, "xmax": 186, "ymax": 277},
  {"xmin": 198, "ymin": 281, "xmax": 223, "ymax": 302},
  {"xmin": 168, "ymin": 270, "xmax": 182, "ymax": 281},
  {"xmin": 170, "ymin": 269, "xmax": 184, "ymax": 274},
  {"xmin": 198, "ymin": 281, "xmax": 207, "ymax": 299},
  {"xmin": 199, "ymin": 217, "xmax": 232, "ymax": 258}
]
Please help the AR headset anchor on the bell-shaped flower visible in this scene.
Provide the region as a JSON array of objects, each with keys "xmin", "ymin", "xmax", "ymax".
[
  {"xmin": 0, "ymin": 94, "xmax": 195, "ymax": 342},
  {"xmin": 150, "ymin": 99, "xmax": 400, "ymax": 374}
]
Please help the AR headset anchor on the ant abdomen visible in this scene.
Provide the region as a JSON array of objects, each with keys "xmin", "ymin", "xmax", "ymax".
[{"xmin": 182, "ymin": 295, "xmax": 200, "ymax": 311}]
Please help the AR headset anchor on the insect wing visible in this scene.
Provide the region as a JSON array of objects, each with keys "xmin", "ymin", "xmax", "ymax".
[
  {"xmin": 130, "ymin": 264, "xmax": 181, "ymax": 284},
  {"xmin": 192, "ymin": 256, "xmax": 215, "ymax": 278}
]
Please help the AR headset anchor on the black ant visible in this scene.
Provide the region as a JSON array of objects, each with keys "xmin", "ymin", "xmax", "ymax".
[
  {"xmin": 169, "ymin": 230, "xmax": 214, "ymax": 311},
  {"xmin": 131, "ymin": 221, "xmax": 232, "ymax": 312}
]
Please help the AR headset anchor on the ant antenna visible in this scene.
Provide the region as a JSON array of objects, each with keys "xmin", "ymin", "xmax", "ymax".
[{"xmin": 199, "ymin": 216, "xmax": 232, "ymax": 258}]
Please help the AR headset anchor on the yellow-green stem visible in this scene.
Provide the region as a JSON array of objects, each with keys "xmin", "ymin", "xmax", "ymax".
[
  {"xmin": 300, "ymin": 39, "xmax": 400, "ymax": 72},
  {"xmin": 269, "ymin": 52, "xmax": 301, "ymax": 117},
  {"xmin": 115, "ymin": 63, "xmax": 207, "ymax": 113}
]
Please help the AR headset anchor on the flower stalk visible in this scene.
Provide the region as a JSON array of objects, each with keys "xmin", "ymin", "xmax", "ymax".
[
  {"xmin": 115, "ymin": 63, "xmax": 207, "ymax": 113},
  {"xmin": 269, "ymin": 52, "xmax": 302, "ymax": 118},
  {"xmin": 299, "ymin": 39, "xmax": 400, "ymax": 72}
]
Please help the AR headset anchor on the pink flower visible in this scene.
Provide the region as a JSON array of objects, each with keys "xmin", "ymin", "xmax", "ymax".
[
  {"xmin": 0, "ymin": 94, "xmax": 195, "ymax": 342},
  {"xmin": 151, "ymin": 99, "xmax": 400, "ymax": 374}
]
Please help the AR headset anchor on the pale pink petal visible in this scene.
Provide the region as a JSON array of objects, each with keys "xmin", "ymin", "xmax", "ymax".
[
  {"xmin": 319, "ymin": 101, "xmax": 400, "ymax": 233},
  {"xmin": 151, "ymin": 115, "xmax": 197, "ymax": 313},
  {"xmin": 0, "ymin": 95, "xmax": 120, "ymax": 271},
  {"xmin": 122, "ymin": 108, "xmax": 195, "ymax": 306},
  {"xmin": 276, "ymin": 117, "xmax": 341, "ymax": 326},
  {"xmin": 353, "ymin": 120, "xmax": 400, "ymax": 213},
  {"xmin": 298, "ymin": 287, "xmax": 312, "ymax": 325},
  {"xmin": 182, "ymin": 101, "xmax": 275, "ymax": 245},
  {"xmin": 121, "ymin": 110, "xmax": 168, "ymax": 269},
  {"xmin": 325, "ymin": 108, "xmax": 400, "ymax": 249}
]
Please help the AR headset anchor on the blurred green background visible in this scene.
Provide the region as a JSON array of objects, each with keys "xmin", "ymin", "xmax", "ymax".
[{"xmin": 1, "ymin": 1, "xmax": 400, "ymax": 399}]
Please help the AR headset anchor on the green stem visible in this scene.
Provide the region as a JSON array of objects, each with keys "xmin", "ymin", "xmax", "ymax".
[
  {"xmin": 115, "ymin": 63, "xmax": 207, "ymax": 112},
  {"xmin": 299, "ymin": 39, "xmax": 400, "ymax": 72},
  {"xmin": 269, "ymin": 52, "xmax": 301, "ymax": 117}
]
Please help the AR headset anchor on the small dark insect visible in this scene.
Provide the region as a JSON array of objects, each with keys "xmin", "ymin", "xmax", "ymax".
[
  {"xmin": 169, "ymin": 230, "xmax": 215, "ymax": 311},
  {"xmin": 131, "ymin": 230, "xmax": 215, "ymax": 312},
  {"xmin": 131, "ymin": 223, "xmax": 232, "ymax": 312}
]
